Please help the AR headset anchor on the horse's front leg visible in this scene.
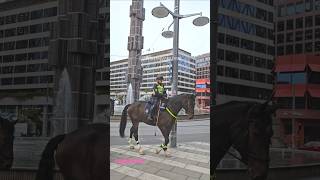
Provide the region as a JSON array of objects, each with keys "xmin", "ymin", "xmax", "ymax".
[{"xmin": 156, "ymin": 126, "xmax": 171, "ymax": 157}]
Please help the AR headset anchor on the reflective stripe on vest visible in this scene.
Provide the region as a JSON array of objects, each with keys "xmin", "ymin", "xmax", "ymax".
[{"xmin": 156, "ymin": 84, "xmax": 164, "ymax": 95}]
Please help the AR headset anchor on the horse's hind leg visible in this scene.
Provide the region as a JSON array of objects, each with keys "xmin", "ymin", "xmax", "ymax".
[
  {"xmin": 128, "ymin": 126, "xmax": 135, "ymax": 149},
  {"xmin": 132, "ymin": 122, "xmax": 144, "ymax": 155}
]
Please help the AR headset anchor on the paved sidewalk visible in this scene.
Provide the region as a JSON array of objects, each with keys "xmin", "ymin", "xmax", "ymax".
[{"xmin": 110, "ymin": 142, "xmax": 210, "ymax": 180}]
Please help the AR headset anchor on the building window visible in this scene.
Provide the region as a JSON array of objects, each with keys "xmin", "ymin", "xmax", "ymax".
[
  {"xmin": 256, "ymin": 8, "xmax": 267, "ymax": 21},
  {"xmin": 17, "ymin": 12, "xmax": 29, "ymax": 22},
  {"xmin": 43, "ymin": 23, "xmax": 50, "ymax": 32},
  {"xmin": 217, "ymin": 66, "xmax": 224, "ymax": 76},
  {"xmin": 13, "ymin": 77, "xmax": 26, "ymax": 84},
  {"xmin": 241, "ymin": 39, "xmax": 254, "ymax": 50},
  {"xmin": 5, "ymin": 28, "xmax": 16, "ymax": 37},
  {"xmin": 5, "ymin": 15, "xmax": 16, "ymax": 24},
  {"xmin": 295, "ymin": 1, "xmax": 304, "ymax": 14},
  {"xmin": 267, "ymin": 60, "xmax": 274, "ymax": 69},
  {"xmin": 277, "ymin": 21, "xmax": 284, "ymax": 31},
  {"xmin": 16, "ymin": 40, "xmax": 28, "ymax": 49},
  {"xmin": 0, "ymin": 30, "xmax": 3, "ymax": 38},
  {"xmin": 2, "ymin": 66, "xmax": 13, "ymax": 74},
  {"xmin": 305, "ymin": 16, "xmax": 313, "ymax": 27},
  {"xmin": 217, "ymin": 49, "xmax": 224, "ymax": 60},
  {"xmin": 286, "ymin": 19, "xmax": 294, "ymax": 30},
  {"xmin": 240, "ymin": 70, "xmax": 252, "ymax": 81},
  {"xmin": 17, "ymin": 26, "xmax": 29, "ymax": 35},
  {"xmin": 278, "ymin": 5, "xmax": 285, "ymax": 17},
  {"xmin": 226, "ymin": 35, "xmax": 239, "ymax": 47},
  {"xmin": 225, "ymin": 67, "xmax": 239, "ymax": 78},
  {"xmin": 286, "ymin": 45, "xmax": 293, "ymax": 55},
  {"xmin": 15, "ymin": 53, "xmax": 27, "ymax": 61},
  {"xmin": 315, "ymin": 41, "xmax": 320, "ymax": 52},
  {"xmin": 316, "ymin": 15, "xmax": 320, "ymax": 26},
  {"xmin": 277, "ymin": 46, "xmax": 284, "ymax": 56},
  {"xmin": 225, "ymin": 51, "xmax": 239, "ymax": 63},
  {"xmin": 295, "ymin": 43, "xmax": 303, "ymax": 54},
  {"xmin": 28, "ymin": 52, "xmax": 41, "ymax": 60},
  {"xmin": 44, "ymin": 7, "xmax": 57, "ymax": 17},
  {"xmin": 296, "ymin": 17, "xmax": 303, "ymax": 29},
  {"xmin": 3, "ymin": 42, "xmax": 15, "ymax": 51},
  {"xmin": 31, "ymin": 10, "xmax": 43, "ymax": 20},
  {"xmin": 218, "ymin": 33, "xmax": 225, "ymax": 44},
  {"xmin": 309, "ymin": 71, "xmax": 320, "ymax": 83},
  {"xmin": 14, "ymin": 65, "xmax": 26, "ymax": 73},
  {"xmin": 30, "ymin": 24, "xmax": 43, "ymax": 33},
  {"xmin": 29, "ymin": 38, "xmax": 42, "ymax": 48},
  {"xmin": 316, "ymin": 29, "xmax": 320, "ymax": 39},
  {"xmin": 305, "ymin": 29, "xmax": 313, "ymax": 40},
  {"xmin": 254, "ymin": 72, "xmax": 266, "ymax": 83},
  {"xmin": 268, "ymin": 46, "xmax": 275, "ymax": 56},
  {"xmin": 286, "ymin": 33, "xmax": 294, "ymax": 42},
  {"xmin": 3, "ymin": 55, "xmax": 14, "ymax": 63},
  {"xmin": 310, "ymin": 98, "xmax": 320, "ymax": 110},
  {"xmin": 255, "ymin": 42, "xmax": 267, "ymax": 53},
  {"xmin": 306, "ymin": 0, "xmax": 313, "ymax": 12},
  {"xmin": 1, "ymin": 78, "xmax": 12, "ymax": 85},
  {"xmin": 315, "ymin": 0, "xmax": 320, "ymax": 10},
  {"xmin": 0, "ymin": 17, "xmax": 4, "ymax": 25},
  {"xmin": 287, "ymin": 4, "xmax": 295, "ymax": 16},
  {"xmin": 296, "ymin": 31, "xmax": 303, "ymax": 41},
  {"xmin": 268, "ymin": 29, "xmax": 274, "ymax": 40},
  {"xmin": 256, "ymin": 25, "xmax": 267, "ymax": 38},
  {"xmin": 277, "ymin": 34, "xmax": 284, "ymax": 43},
  {"xmin": 240, "ymin": 54, "xmax": 253, "ymax": 65},
  {"xmin": 305, "ymin": 42, "xmax": 313, "ymax": 52},
  {"xmin": 27, "ymin": 77, "xmax": 39, "ymax": 84},
  {"xmin": 254, "ymin": 57, "xmax": 266, "ymax": 68}
]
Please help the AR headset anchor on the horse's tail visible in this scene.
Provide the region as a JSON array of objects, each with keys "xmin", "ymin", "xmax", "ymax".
[
  {"xmin": 120, "ymin": 104, "xmax": 131, "ymax": 138},
  {"xmin": 35, "ymin": 134, "xmax": 65, "ymax": 180}
]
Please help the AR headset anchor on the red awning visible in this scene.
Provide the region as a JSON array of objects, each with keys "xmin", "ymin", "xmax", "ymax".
[
  {"xmin": 274, "ymin": 85, "xmax": 306, "ymax": 97},
  {"xmin": 274, "ymin": 64, "xmax": 306, "ymax": 72},
  {"xmin": 309, "ymin": 64, "xmax": 320, "ymax": 72},
  {"xmin": 308, "ymin": 85, "xmax": 320, "ymax": 97}
]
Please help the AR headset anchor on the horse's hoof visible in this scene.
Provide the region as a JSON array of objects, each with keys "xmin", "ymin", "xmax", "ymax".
[
  {"xmin": 139, "ymin": 150, "xmax": 145, "ymax": 155},
  {"xmin": 165, "ymin": 152, "xmax": 171, "ymax": 157},
  {"xmin": 129, "ymin": 146, "xmax": 134, "ymax": 149},
  {"xmin": 155, "ymin": 149, "xmax": 161, "ymax": 154}
]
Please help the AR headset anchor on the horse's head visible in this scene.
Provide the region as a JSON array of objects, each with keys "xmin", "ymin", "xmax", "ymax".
[
  {"xmin": 246, "ymin": 101, "xmax": 278, "ymax": 180},
  {"xmin": 181, "ymin": 94, "xmax": 195, "ymax": 119},
  {"xmin": 0, "ymin": 115, "xmax": 16, "ymax": 170}
]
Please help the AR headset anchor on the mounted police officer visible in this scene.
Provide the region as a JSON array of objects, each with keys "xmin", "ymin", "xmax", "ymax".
[{"xmin": 147, "ymin": 75, "xmax": 167, "ymax": 121}]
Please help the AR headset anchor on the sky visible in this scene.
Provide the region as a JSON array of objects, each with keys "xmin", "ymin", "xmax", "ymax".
[{"xmin": 110, "ymin": 0, "xmax": 210, "ymax": 61}]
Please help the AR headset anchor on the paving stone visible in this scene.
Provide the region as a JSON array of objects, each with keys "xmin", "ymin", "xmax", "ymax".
[
  {"xmin": 156, "ymin": 169, "xmax": 188, "ymax": 180},
  {"xmin": 171, "ymin": 166, "xmax": 202, "ymax": 178}
]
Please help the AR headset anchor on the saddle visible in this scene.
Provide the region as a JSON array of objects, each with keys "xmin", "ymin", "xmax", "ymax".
[{"xmin": 145, "ymin": 100, "xmax": 166, "ymax": 121}]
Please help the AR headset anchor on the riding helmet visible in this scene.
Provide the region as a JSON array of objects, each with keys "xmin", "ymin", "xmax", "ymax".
[{"xmin": 156, "ymin": 75, "xmax": 164, "ymax": 80}]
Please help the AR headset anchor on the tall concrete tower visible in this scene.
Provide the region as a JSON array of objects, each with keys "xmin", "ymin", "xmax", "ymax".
[
  {"xmin": 49, "ymin": 0, "xmax": 105, "ymax": 136},
  {"xmin": 127, "ymin": 0, "xmax": 145, "ymax": 102}
]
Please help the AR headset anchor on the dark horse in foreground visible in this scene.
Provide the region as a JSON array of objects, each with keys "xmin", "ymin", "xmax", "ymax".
[
  {"xmin": 120, "ymin": 94, "xmax": 195, "ymax": 155},
  {"xmin": 35, "ymin": 123, "xmax": 108, "ymax": 180},
  {"xmin": 0, "ymin": 116, "xmax": 16, "ymax": 170},
  {"xmin": 212, "ymin": 101, "xmax": 278, "ymax": 180}
]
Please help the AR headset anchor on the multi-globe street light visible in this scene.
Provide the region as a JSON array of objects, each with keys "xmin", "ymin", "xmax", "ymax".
[{"xmin": 152, "ymin": 0, "xmax": 209, "ymax": 147}]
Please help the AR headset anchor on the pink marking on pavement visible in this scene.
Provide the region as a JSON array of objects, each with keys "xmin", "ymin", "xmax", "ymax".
[{"xmin": 114, "ymin": 158, "xmax": 145, "ymax": 165}]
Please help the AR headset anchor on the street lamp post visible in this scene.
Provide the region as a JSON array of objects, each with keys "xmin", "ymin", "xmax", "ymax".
[{"xmin": 152, "ymin": 0, "xmax": 209, "ymax": 148}]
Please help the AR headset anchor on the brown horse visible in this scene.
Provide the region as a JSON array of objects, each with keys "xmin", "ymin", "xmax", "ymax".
[
  {"xmin": 0, "ymin": 116, "xmax": 17, "ymax": 170},
  {"xmin": 212, "ymin": 101, "xmax": 278, "ymax": 180},
  {"xmin": 35, "ymin": 123, "xmax": 108, "ymax": 180},
  {"xmin": 120, "ymin": 93, "xmax": 195, "ymax": 155}
]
